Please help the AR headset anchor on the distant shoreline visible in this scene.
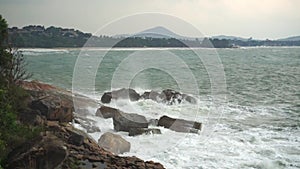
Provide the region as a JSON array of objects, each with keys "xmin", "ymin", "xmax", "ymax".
[{"xmin": 18, "ymin": 46, "xmax": 300, "ymax": 51}]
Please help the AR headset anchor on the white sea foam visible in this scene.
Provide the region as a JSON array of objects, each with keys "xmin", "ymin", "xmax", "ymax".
[
  {"xmin": 20, "ymin": 48, "xmax": 70, "ymax": 55},
  {"xmin": 73, "ymin": 94, "xmax": 299, "ymax": 169}
]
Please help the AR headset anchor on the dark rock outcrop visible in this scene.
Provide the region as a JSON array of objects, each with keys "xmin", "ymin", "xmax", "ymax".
[
  {"xmin": 96, "ymin": 105, "xmax": 120, "ymax": 119},
  {"xmin": 101, "ymin": 92, "xmax": 112, "ymax": 103},
  {"xmin": 101, "ymin": 88, "xmax": 141, "ymax": 103},
  {"xmin": 129, "ymin": 128, "xmax": 162, "ymax": 136},
  {"xmin": 113, "ymin": 112, "xmax": 148, "ymax": 132},
  {"xmin": 98, "ymin": 132, "xmax": 131, "ymax": 154},
  {"xmin": 158, "ymin": 115, "xmax": 202, "ymax": 133}
]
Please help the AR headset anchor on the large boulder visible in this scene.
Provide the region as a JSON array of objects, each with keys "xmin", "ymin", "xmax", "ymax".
[
  {"xmin": 113, "ymin": 112, "xmax": 148, "ymax": 132},
  {"xmin": 101, "ymin": 88, "xmax": 141, "ymax": 103},
  {"xmin": 96, "ymin": 105, "xmax": 120, "ymax": 119},
  {"xmin": 30, "ymin": 95, "xmax": 74, "ymax": 122},
  {"xmin": 158, "ymin": 115, "xmax": 202, "ymax": 133},
  {"xmin": 98, "ymin": 132, "xmax": 131, "ymax": 154},
  {"xmin": 129, "ymin": 128, "xmax": 161, "ymax": 136}
]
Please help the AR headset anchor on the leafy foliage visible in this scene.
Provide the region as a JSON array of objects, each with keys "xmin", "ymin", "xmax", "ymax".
[{"xmin": 0, "ymin": 15, "xmax": 38, "ymax": 168}]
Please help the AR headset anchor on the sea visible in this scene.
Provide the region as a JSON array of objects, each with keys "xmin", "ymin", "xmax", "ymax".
[{"xmin": 21, "ymin": 47, "xmax": 300, "ymax": 169}]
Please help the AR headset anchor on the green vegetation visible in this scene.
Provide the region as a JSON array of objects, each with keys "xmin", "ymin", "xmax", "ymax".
[
  {"xmin": 0, "ymin": 15, "xmax": 39, "ymax": 168},
  {"xmin": 8, "ymin": 25, "xmax": 300, "ymax": 48}
]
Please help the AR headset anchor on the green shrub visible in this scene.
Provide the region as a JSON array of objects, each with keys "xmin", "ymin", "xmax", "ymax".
[{"xmin": 0, "ymin": 15, "xmax": 38, "ymax": 168}]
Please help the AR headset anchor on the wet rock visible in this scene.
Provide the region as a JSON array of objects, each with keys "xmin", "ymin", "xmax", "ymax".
[
  {"xmin": 101, "ymin": 92, "xmax": 112, "ymax": 103},
  {"xmin": 141, "ymin": 90, "xmax": 160, "ymax": 101},
  {"xmin": 98, "ymin": 132, "xmax": 131, "ymax": 154},
  {"xmin": 129, "ymin": 128, "xmax": 162, "ymax": 136},
  {"xmin": 101, "ymin": 88, "xmax": 141, "ymax": 103},
  {"xmin": 112, "ymin": 88, "xmax": 141, "ymax": 101},
  {"xmin": 158, "ymin": 115, "xmax": 202, "ymax": 133},
  {"xmin": 182, "ymin": 94, "xmax": 197, "ymax": 104},
  {"xmin": 96, "ymin": 105, "xmax": 119, "ymax": 119},
  {"xmin": 74, "ymin": 115, "xmax": 101, "ymax": 133},
  {"xmin": 113, "ymin": 112, "xmax": 148, "ymax": 132},
  {"xmin": 160, "ymin": 89, "xmax": 183, "ymax": 105}
]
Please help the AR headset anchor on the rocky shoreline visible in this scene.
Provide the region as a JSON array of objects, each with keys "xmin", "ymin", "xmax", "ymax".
[
  {"xmin": 13, "ymin": 81, "xmax": 203, "ymax": 169},
  {"xmin": 10, "ymin": 81, "xmax": 164, "ymax": 169}
]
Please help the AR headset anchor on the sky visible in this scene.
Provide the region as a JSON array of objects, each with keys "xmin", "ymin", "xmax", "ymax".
[{"xmin": 0, "ymin": 0, "xmax": 299, "ymax": 39}]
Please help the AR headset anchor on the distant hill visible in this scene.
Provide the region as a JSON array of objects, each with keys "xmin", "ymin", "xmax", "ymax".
[
  {"xmin": 115, "ymin": 26, "xmax": 199, "ymax": 40},
  {"xmin": 277, "ymin": 36, "xmax": 300, "ymax": 41},
  {"xmin": 7, "ymin": 25, "xmax": 300, "ymax": 48}
]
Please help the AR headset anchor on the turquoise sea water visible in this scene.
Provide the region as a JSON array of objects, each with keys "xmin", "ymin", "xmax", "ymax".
[{"xmin": 22, "ymin": 47, "xmax": 300, "ymax": 168}]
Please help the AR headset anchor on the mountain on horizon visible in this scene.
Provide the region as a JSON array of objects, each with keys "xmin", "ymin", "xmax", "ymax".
[{"xmin": 114, "ymin": 26, "xmax": 198, "ymax": 40}]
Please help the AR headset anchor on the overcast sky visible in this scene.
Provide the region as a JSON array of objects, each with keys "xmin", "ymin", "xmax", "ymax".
[{"xmin": 0, "ymin": 0, "xmax": 299, "ymax": 39}]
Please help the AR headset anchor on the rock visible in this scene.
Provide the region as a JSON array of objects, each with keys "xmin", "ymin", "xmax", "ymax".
[
  {"xmin": 96, "ymin": 105, "xmax": 119, "ymax": 118},
  {"xmin": 101, "ymin": 88, "xmax": 141, "ymax": 103},
  {"xmin": 30, "ymin": 95, "xmax": 73, "ymax": 122},
  {"xmin": 148, "ymin": 119, "xmax": 159, "ymax": 126},
  {"xmin": 141, "ymin": 91, "xmax": 150, "ymax": 99},
  {"xmin": 98, "ymin": 132, "xmax": 131, "ymax": 154},
  {"xmin": 19, "ymin": 109, "xmax": 46, "ymax": 126},
  {"xmin": 113, "ymin": 112, "xmax": 148, "ymax": 132},
  {"xmin": 86, "ymin": 126, "xmax": 101, "ymax": 133},
  {"xmin": 141, "ymin": 90, "xmax": 161, "ymax": 101},
  {"xmin": 74, "ymin": 115, "xmax": 101, "ymax": 133},
  {"xmin": 112, "ymin": 88, "xmax": 141, "ymax": 101},
  {"xmin": 182, "ymin": 94, "xmax": 197, "ymax": 104},
  {"xmin": 129, "ymin": 128, "xmax": 161, "ymax": 136},
  {"xmin": 7, "ymin": 133, "xmax": 67, "ymax": 169},
  {"xmin": 68, "ymin": 131, "xmax": 84, "ymax": 146},
  {"xmin": 101, "ymin": 92, "xmax": 112, "ymax": 103},
  {"xmin": 158, "ymin": 115, "xmax": 202, "ymax": 133},
  {"xmin": 160, "ymin": 89, "xmax": 183, "ymax": 105},
  {"xmin": 16, "ymin": 81, "xmax": 165, "ymax": 169}
]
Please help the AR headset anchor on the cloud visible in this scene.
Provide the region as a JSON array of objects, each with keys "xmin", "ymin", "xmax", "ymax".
[{"xmin": 0, "ymin": 0, "xmax": 299, "ymax": 39}]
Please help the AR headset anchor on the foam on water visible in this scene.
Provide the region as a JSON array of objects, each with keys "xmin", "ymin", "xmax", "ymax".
[{"xmin": 73, "ymin": 92, "xmax": 300, "ymax": 169}]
